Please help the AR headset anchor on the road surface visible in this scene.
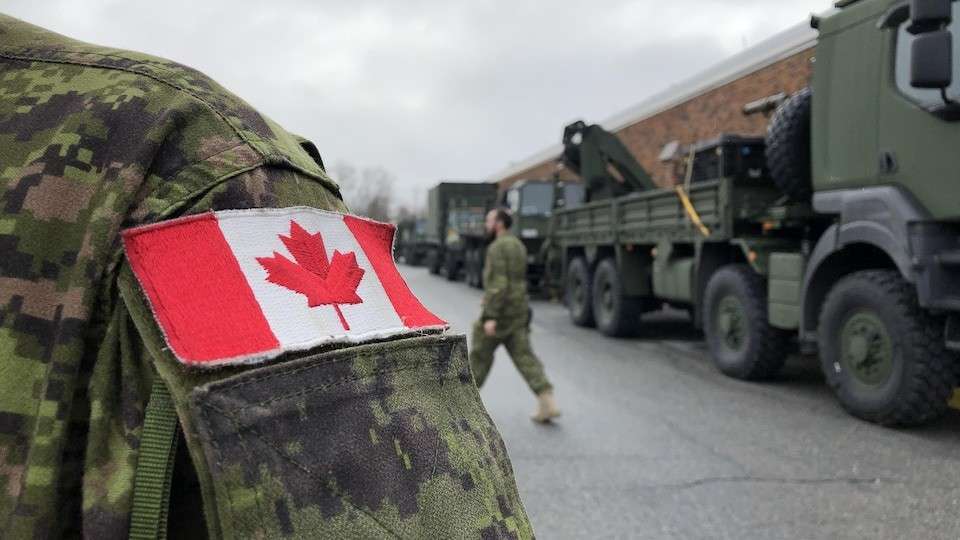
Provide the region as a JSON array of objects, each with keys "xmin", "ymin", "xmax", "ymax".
[{"xmin": 402, "ymin": 265, "xmax": 960, "ymax": 540}]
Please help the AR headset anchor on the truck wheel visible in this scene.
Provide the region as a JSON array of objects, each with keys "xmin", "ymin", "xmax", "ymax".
[
  {"xmin": 704, "ymin": 264, "xmax": 790, "ymax": 380},
  {"xmin": 818, "ymin": 270, "xmax": 957, "ymax": 426},
  {"xmin": 466, "ymin": 261, "xmax": 477, "ymax": 287},
  {"xmin": 445, "ymin": 257, "xmax": 459, "ymax": 281},
  {"xmin": 427, "ymin": 250, "xmax": 441, "ymax": 275},
  {"xmin": 464, "ymin": 250, "xmax": 475, "ymax": 286},
  {"xmin": 591, "ymin": 258, "xmax": 641, "ymax": 337},
  {"xmin": 566, "ymin": 257, "xmax": 595, "ymax": 327},
  {"xmin": 466, "ymin": 249, "xmax": 482, "ymax": 288},
  {"xmin": 766, "ymin": 87, "xmax": 812, "ymax": 202}
]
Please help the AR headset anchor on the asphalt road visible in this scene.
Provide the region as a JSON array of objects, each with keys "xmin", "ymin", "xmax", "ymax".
[{"xmin": 401, "ymin": 265, "xmax": 960, "ymax": 540}]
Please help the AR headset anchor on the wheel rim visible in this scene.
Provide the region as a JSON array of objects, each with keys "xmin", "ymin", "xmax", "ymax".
[
  {"xmin": 600, "ymin": 275, "xmax": 614, "ymax": 316},
  {"xmin": 839, "ymin": 311, "xmax": 893, "ymax": 386},
  {"xmin": 716, "ymin": 295, "xmax": 747, "ymax": 353}
]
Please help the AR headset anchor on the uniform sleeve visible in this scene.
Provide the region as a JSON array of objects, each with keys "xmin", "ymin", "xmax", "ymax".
[
  {"xmin": 119, "ymin": 166, "xmax": 535, "ymax": 539},
  {"xmin": 481, "ymin": 243, "xmax": 510, "ymax": 321}
]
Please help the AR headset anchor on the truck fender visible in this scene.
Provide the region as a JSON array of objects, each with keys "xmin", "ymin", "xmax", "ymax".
[{"xmin": 799, "ymin": 186, "xmax": 930, "ymax": 344}]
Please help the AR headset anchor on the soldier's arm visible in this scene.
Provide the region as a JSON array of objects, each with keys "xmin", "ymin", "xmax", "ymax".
[
  {"xmin": 119, "ymin": 164, "xmax": 534, "ymax": 539},
  {"xmin": 481, "ymin": 243, "xmax": 510, "ymax": 322}
]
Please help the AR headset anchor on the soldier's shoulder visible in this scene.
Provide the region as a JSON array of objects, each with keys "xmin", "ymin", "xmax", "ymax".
[
  {"xmin": 507, "ymin": 234, "xmax": 526, "ymax": 249},
  {"xmin": 0, "ymin": 14, "xmax": 324, "ymax": 180},
  {"xmin": 489, "ymin": 235, "xmax": 510, "ymax": 251},
  {"xmin": 0, "ymin": 15, "xmax": 233, "ymax": 110}
]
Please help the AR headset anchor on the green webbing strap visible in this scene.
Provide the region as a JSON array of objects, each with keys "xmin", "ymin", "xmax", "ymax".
[{"xmin": 129, "ymin": 377, "xmax": 180, "ymax": 540}]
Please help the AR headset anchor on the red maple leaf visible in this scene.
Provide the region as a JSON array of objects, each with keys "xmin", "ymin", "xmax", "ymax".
[{"xmin": 256, "ymin": 220, "xmax": 365, "ymax": 331}]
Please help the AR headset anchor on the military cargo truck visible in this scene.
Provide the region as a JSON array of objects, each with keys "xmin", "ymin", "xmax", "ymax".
[
  {"xmin": 421, "ymin": 178, "xmax": 582, "ymax": 289},
  {"xmin": 461, "ymin": 179, "xmax": 583, "ymax": 289},
  {"xmin": 424, "ymin": 182, "xmax": 498, "ymax": 279},
  {"xmin": 394, "ymin": 217, "xmax": 428, "ymax": 266},
  {"xmin": 546, "ymin": 0, "xmax": 960, "ymax": 426}
]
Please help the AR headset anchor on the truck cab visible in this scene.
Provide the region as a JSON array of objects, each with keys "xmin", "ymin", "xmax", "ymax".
[
  {"xmin": 498, "ymin": 179, "xmax": 586, "ymax": 289},
  {"xmin": 395, "ymin": 217, "xmax": 428, "ymax": 265},
  {"xmin": 769, "ymin": 0, "xmax": 960, "ymax": 425},
  {"xmin": 424, "ymin": 182, "xmax": 499, "ymax": 280},
  {"xmin": 803, "ymin": 0, "xmax": 960, "ymax": 348}
]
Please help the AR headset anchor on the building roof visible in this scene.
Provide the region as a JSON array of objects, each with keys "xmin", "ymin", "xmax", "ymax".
[{"xmin": 490, "ymin": 19, "xmax": 820, "ymax": 183}]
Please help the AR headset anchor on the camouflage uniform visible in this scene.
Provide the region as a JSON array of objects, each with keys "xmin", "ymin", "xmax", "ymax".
[
  {"xmin": 0, "ymin": 14, "xmax": 532, "ymax": 539},
  {"xmin": 470, "ymin": 235, "xmax": 552, "ymax": 395}
]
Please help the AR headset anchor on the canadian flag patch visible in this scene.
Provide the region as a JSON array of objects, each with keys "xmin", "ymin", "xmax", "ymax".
[{"xmin": 122, "ymin": 207, "xmax": 447, "ymax": 367}]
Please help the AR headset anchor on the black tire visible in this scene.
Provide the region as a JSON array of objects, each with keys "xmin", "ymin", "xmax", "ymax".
[
  {"xmin": 704, "ymin": 264, "xmax": 791, "ymax": 380},
  {"xmin": 464, "ymin": 249, "xmax": 475, "ymax": 286},
  {"xmin": 467, "ymin": 262, "xmax": 477, "ymax": 287},
  {"xmin": 445, "ymin": 255, "xmax": 459, "ymax": 281},
  {"xmin": 566, "ymin": 257, "xmax": 595, "ymax": 327},
  {"xmin": 818, "ymin": 270, "xmax": 957, "ymax": 426},
  {"xmin": 466, "ymin": 249, "xmax": 482, "ymax": 288},
  {"xmin": 428, "ymin": 250, "xmax": 441, "ymax": 275},
  {"xmin": 766, "ymin": 87, "xmax": 812, "ymax": 202},
  {"xmin": 591, "ymin": 258, "xmax": 642, "ymax": 337}
]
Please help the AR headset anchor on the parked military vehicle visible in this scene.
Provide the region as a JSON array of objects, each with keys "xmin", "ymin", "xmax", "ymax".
[
  {"xmin": 394, "ymin": 217, "xmax": 428, "ymax": 266},
  {"xmin": 461, "ymin": 179, "xmax": 582, "ymax": 289},
  {"xmin": 424, "ymin": 182, "xmax": 498, "ymax": 279},
  {"xmin": 420, "ymin": 178, "xmax": 582, "ymax": 289},
  {"xmin": 544, "ymin": 0, "xmax": 960, "ymax": 426}
]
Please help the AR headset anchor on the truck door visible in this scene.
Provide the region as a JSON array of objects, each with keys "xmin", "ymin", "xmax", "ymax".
[
  {"xmin": 876, "ymin": 3, "xmax": 960, "ymax": 220},
  {"xmin": 813, "ymin": 6, "xmax": 884, "ymax": 190}
]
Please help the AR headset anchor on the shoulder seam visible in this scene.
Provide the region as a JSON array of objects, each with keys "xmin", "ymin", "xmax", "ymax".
[{"xmin": 0, "ymin": 48, "xmax": 259, "ymax": 158}]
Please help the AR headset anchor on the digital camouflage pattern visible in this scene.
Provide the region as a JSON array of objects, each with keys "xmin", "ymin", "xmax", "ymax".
[
  {"xmin": 479, "ymin": 234, "xmax": 531, "ymax": 325},
  {"xmin": 470, "ymin": 235, "xmax": 552, "ymax": 395},
  {"xmin": 187, "ymin": 334, "xmax": 527, "ymax": 539},
  {"xmin": 0, "ymin": 14, "xmax": 532, "ymax": 539}
]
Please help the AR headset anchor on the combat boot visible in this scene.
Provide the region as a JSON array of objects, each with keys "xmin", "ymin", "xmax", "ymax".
[{"xmin": 531, "ymin": 390, "xmax": 560, "ymax": 423}]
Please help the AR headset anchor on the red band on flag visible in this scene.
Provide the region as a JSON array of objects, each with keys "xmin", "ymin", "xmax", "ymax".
[
  {"xmin": 344, "ymin": 215, "xmax": 446, "ymax": 328},
  {"xmin": 122, "ymin": 213, "xmax": 279, "ymax": 364}
]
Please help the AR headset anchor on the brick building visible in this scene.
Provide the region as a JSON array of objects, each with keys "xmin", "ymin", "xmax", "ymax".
[{"xmin": 492, "ymin": 22, "xmax": 818, "ymax": 189}]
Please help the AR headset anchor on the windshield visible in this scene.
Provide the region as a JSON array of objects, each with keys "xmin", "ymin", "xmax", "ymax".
[
  {"xmin": 519, "ymin": 183, "xmax": 554, "ymax": 216},
  {"xmin": 447, "ymin": 208, "xmax": 485, "ymax": 232}
]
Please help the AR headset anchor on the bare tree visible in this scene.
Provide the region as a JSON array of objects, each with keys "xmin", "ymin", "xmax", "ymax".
[{"xmin": 331, "ymin": 161, "xmax": 395, "ymax": 222}]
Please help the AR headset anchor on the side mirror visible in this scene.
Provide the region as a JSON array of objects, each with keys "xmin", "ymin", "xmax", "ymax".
[
  {"xmin": 909, "ymin": 0, "xmax": 952, "ymax": 34},
  {"xmin": 912, "ymin": 30, "xmax": 954, "ymax": 88}
]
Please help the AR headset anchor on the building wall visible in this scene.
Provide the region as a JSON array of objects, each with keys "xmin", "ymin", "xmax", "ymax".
[{"xmin": 497, "ymin": 48, "xmax": 815, "ymax": 190}]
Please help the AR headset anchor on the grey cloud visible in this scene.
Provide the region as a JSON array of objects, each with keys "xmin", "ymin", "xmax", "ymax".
[{"xmin": 3, "ymin": 0, "xmax": 831, "ymax": 209}]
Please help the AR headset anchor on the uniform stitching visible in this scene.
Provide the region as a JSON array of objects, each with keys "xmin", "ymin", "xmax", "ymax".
[
  {"xmin": 0, "ymin": 49, "xmax": 335, "ymax": 189},
  {"xmin": 193, "ymin": 407, "xmax": 242, "ymax": 537},
  {"xmin": 216, "ymin": 360, "xmax": 445, "ymax": 411},
  {"xmin": 222, "ymin": 413, "xmax": 270, "ymax": 532},
  {"xmin": 0, "ymin": 49, "xmax": 260, "ymax": 153},
  {"xmin": 428, "ymin": 370, "xmax": 447, "ymax": 480},
  {"xmin": 208, "ymin": 336, "xmax": 452, "ymax": 391}
]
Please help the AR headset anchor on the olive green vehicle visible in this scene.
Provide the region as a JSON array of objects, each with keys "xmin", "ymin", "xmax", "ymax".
[
  {"xmin": 546, "ymin": 0, "xmax": 960, "ymax": 426},
  {"xmin": 394, "ymin": 217, "xmax": 429, "ymax": 266},
  {"xmin": 462, "ymin": 179, "xmax": 584, "ymax": 290},
  {"xmin": 424, "ymin": 182, "xmax": 499, "ymax": 279},
  {"xmin": 423, "ymin": 179, "xmax": 579, "ymax": 289}
]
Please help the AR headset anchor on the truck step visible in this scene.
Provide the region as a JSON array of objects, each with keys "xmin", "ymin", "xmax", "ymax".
[{"xmin": 935, "ymin": 250, "xmax": 960, "ymax": 266}]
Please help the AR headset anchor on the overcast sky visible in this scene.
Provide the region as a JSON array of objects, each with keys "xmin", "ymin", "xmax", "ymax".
[{"xmin": 5, "ymin": 0, "xmax": 831, "ymax": 210}]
